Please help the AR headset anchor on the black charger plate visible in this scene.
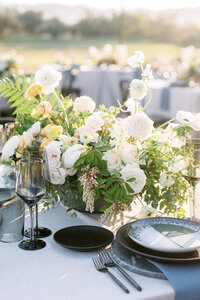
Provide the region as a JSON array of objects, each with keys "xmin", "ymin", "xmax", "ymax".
[
  {"xmin": 116, "ymin": 222, "xmax": 200, "ymax": 264},
  {"xmin": 54, "ymin": 225, "xmax": 114, "ymax": 252}
]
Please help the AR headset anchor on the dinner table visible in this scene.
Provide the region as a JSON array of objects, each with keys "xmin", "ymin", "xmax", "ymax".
[{"xmin": 0, "ymin": 203, "xmax": 175, "ymax": 300}]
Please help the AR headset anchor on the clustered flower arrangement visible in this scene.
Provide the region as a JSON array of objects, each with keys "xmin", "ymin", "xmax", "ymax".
[
  {"xmin": 0, "ymin": 51, "xmax": 199, "ymax": 224},
  {"xmin": 0, "ymin": 50, "xmax": 23, "ymax": 77},
  {"xmin": 88, "ymin": 44, "xmax": 127, "ymax": 67},
  {"xmin": 178, "ymin": 46, "xmax": 200, "ymax": 84}
]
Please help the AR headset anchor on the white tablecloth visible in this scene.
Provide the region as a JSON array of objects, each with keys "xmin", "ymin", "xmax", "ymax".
[
  {"xmin": 61, "ymin": 66, "xmax": 134, "ymax": 107},
  {"xmin": 144, "ymin": 80, "xmax": 200, "ymax": 121},
  {"xmin": 1, "ymin": 204, "xmax": 174, "ymax": 300}
]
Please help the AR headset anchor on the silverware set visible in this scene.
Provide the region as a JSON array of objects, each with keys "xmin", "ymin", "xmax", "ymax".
[{"xmin": 92, "ymin": 250, "xmax": 142, "ymax": 294}]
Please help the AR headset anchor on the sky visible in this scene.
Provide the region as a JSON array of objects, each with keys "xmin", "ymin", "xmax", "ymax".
[{"xmin": 2, "ymin": 0, "xmax": 200, "ymax": 11}]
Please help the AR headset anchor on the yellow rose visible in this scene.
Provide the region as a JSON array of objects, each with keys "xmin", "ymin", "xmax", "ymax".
[
  {"xmin": 41, "ymin": 124, "xmax": 53, "ymax": 137},
  {"xmin": 25, "ymin": 83, "xmax": 43, "ymax": 100},
  {"xmin": 47, "ymin": 125, "xmax": 63, "ymax": 140}
]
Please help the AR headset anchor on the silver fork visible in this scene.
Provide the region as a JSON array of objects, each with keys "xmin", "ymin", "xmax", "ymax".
[
  {"xmin": 92, "ymin": 256, "xmax": 129, "ymax": 294},
  {"xmin": 98, "ymin": 250, "xmax": 142, "ymax": 292}
]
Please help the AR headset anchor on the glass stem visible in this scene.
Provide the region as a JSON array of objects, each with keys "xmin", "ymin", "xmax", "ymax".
[
  {"xmin": 35, "ymin": 204, "xmax": 38, "ymax": 232},
  {"xmin": 193, "ymin": 186, "xmax": 196, "ymax": 221},
  {"xmin": 29, "ymin": 206, "xmax": 34, "ymax": 242}
]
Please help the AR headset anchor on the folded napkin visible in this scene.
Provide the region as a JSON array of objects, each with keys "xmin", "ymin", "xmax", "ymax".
[
  {"xmin": 149, "ymin": 259, "xmax": 200, "ymax": 300},
  {"xmin": 160, "ymin": 86, "xmax": 170, "ymax": 110}
]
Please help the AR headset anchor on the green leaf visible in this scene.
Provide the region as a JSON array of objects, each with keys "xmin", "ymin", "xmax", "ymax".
[
  {"xmin": 127, "ymin": 177, "xmax": 136, "ymax": 182},
  {"xmin": 113, "ymin": 169, "xmax": 121, "ymax": 179},
  {"xmin": 73, "ymin": 157, "xmax": 85, "ymax": 168},
  {"xmin": 125, "ymin": 183, "xmax": 134, "ymax": 194}
]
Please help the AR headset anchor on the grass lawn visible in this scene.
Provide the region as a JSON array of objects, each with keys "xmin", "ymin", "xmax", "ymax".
[{"xmin": 0, "ymin": 36, "xmax": 181, "ymax": 73}]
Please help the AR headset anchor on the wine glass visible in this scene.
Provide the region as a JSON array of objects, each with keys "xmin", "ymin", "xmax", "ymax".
[
  {"xmin": 22, "ymin": 147, "xmax": 52, "ymax": 238},
  {"xmin": 182, "ymin": 138, "xmax": 200, "ymax": 221},
  {"xmin": 16, "ymin": 158, "xmax": 46, "ymax": 250}
]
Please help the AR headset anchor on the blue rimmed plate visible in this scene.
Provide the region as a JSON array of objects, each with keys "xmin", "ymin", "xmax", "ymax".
[{"xmin": 127, "ymin": 217, "xmax": 200, "ymax": 254}]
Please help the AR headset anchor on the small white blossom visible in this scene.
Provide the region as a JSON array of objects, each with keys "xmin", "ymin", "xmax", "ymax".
[
  {"xmin": 128, "ymin": 51, "xmax": 144, "ymax": 69},
  {"xmin": 143, "ymin": 64, "xmax": 154, "ymax": 80},
  {"xmin": 159, "ymin": 173, "xmax": 174, "ymax": 188},
  {"xmin": 141, "ymin": 206, "xmax": 158, "ymax": 218},
  {"xmin": 120, "ymin": 143, "xmax": 139, "ymax": 164},
  {"xmin": 75, "ymin": 125, "xmax": 98, "ymax": 143},
  {"xmin": 102, "ymin": 148, "xmax": 122, "ymax": 173},
  {"xmin": 130, "ymin": 79, "xmax": 147, "ymax": 100}
]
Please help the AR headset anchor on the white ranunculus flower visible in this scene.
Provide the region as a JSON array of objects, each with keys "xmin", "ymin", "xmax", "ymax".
[
  {"xmin": 102, "ymin": 148, "xmax": 122, "ymax": 173},
  {"xmin": 73, "ymin": 96, "xmax": 96, "ymax": 114},
  {"xmin": 159, "ymin": 173, "xmax": 174, "ymax": 188},
  {"xmin": 130, "ymin": 79, "xmax": 147, "ymax": 100},
  {"xmin": 121, "ymin": 143, "xmax": 139, "ymax": 164},
  {"xmin": 141, "ymin": 206, "xmax": 158, "ymax": 218},
  {"xmin": 85, "ymin": 114, "xmax": 104, "ymax": 131},
  {"xmin": 62, "ymin": 144, "xmax": 86, "ymax": 169},
  {"xmin": 75, "ymin": 125, "xmax": 98, "ymax": 144},
  {"xmin": 121, "ymin": 164, "xmax": 146, "ymax": 194},
  {"xmin": 1, "ymin": 135, "xmax": 20, "ymax": 158},
  {"xmin": 49, "ymin": 167, "xmax": 66, "ymax": 185},
  {"xmin": 27, "ymin": 121, "xmax": 41, "ymax": 137},
  {"xmin": 128, "ymin": 51, "xmax": 144, "ymax": 68},
  {"xmin": 35, "ymin": 66, "xmax": 62, "ymax": 94},
  {"xmin": 143, "ymin": 64, "xmax": 154, "ymax": 80},
  {"xmin": 127, "ymin": 111, "xmax": 154, "ymax": 140},
  {"xmin": 45, "ymin": 141, "xmax": 61, "ymax": 169}
]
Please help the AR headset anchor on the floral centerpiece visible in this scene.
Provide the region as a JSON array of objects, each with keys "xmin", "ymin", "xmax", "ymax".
[
  {"xmin": 0, "ymin": 50, "xmax": 23, "ymax": 77},
  {"xmin": 0, "ymin": 51, "xmax": 199, "ymax": 225}
]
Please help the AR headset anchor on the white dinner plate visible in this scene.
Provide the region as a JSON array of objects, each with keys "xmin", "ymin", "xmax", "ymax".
[{"xmin": 128, "ymin": 217, "xmax": 200, "ymax": 253}]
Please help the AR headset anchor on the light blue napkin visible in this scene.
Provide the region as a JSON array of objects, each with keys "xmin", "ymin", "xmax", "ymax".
[
  {"xmin": 160, "ymin": 86, "xmax": 170, "ymax": 110},
  {"xmin": 149, "ymin": 259, "xmax": 200, "ymax": 300}
]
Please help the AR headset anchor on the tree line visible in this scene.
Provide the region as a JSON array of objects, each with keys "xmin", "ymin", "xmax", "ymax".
[{"xmin": 1, "ymin": 9, "xmax": 200, "ymax": 46}]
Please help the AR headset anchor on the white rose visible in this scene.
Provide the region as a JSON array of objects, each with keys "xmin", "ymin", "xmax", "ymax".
[
  {"xmin": 121, "ymin": 164, "xmax": 146, "ymax": 194},
  {"xmin": 102, "ymin": 148, "xmax": 122, "ymax": 173},
  {"xmin": 27, "ymin": 121, "xmax": 41, "ymax": 137},
  {"xmin": 159, "ymin": 173, "xmax": 174, "ymax": 188},
  {"xmin": 1, "ymin": 135, "xmax": 20, "ymax": 158},
  {"xmin": 121, "ymin": 143, "xmax": 139, "ymax": 164},
  {"xmin": 73, "ymin": 96, "xmax": 96, "ymax": 114},
  {"xmin": 127, "ymin": 111, "xmax": 154, "ymax": 140},
  {"xmin": 45, "ymin": 141, "xmax": 61, "ymax": 169},
  {"xmin": 64, "ymin": 167, "xmax": 77, "ymax": 176},
  {"xmin": 128, "ymin": 51, "xmax": 144, "ymax": 68},
  {"xmin": 49, "ymin": 167, "xmax": 66, "ymax": 185},
  {"xmin": 75, "ymin": 125, "xmax": 98, "ymax": 143},
  {"xmin": 85, "ymin": 114, "xmax": 104, "ymax": 131},
  {"xmin": 143, "ymin": 64, "xmax": 154, "ymax": 80},
  {"xmin": 141, "ymin": 206, "xmax": 158, "ymax": 218},
  {"xmin": 18, "ymin": 132, "xmax": 33, "ymax": 151},
  {"xmin": 130, "ymin": 79, "xmax": 147, "ymax": 100},
  {"xmin": 62, "ymin": 144, "xmax": 86, "ymax": 168},
  {"xmin": 35, "ymin": 66, "xmax": 62, "ymax": 94}
]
